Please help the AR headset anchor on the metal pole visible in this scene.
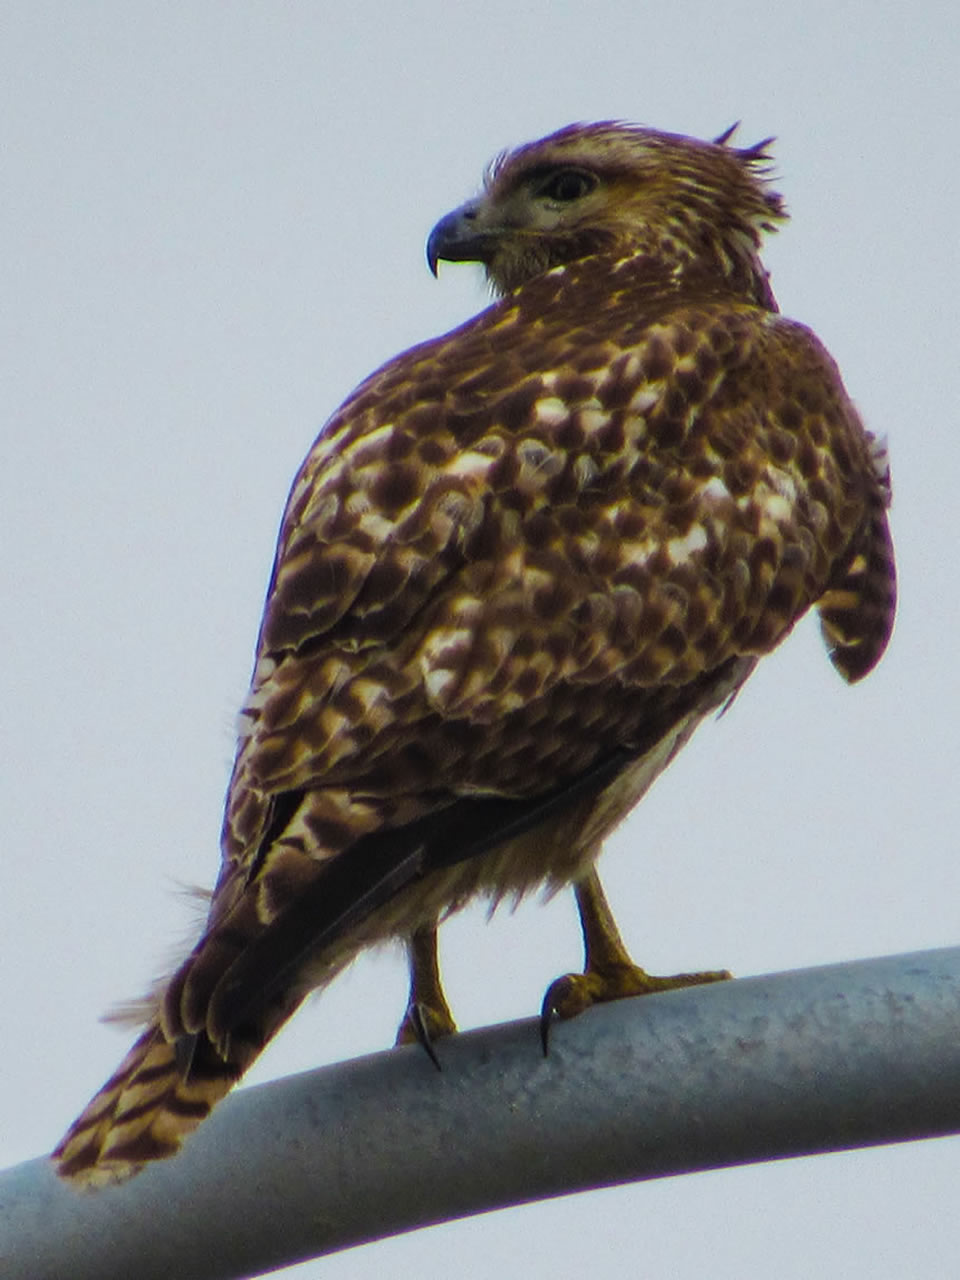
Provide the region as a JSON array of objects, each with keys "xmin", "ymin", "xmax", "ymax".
[{"xmin": 4, "ymin": 946, "xmax": 960, "ymax": 1280}]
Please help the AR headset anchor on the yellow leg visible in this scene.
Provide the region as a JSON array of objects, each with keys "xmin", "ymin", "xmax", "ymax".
[
  {"xmin": 396, "ymin": 923, "xmax": 458, "ymax": 1068},
  {"xmin": 540, "ymin": 868, "xmax": 731, "ymax": 1051}
]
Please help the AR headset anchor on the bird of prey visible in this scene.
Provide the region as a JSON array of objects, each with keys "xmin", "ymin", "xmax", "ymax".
[{"xmin": 54, "ymin": 121, "xmax": 895, "ymax": 1186}]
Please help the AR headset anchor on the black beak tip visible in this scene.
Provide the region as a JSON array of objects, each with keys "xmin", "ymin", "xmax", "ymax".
[
  {"xmin": 426, "ymin": 214, "xmax": 455, "ymax": 278},
  {"xmin": 425, "ymin": 204, "xmax": 484, "ymax": 278}
]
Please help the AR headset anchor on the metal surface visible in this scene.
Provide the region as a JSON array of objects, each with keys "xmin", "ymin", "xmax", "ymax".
[{"xmin": 4, "ymin": 947, "xmax": 960, "ymax": 1280}]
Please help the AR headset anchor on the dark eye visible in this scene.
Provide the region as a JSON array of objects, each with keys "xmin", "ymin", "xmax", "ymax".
[{"xmin": 537, "ymin": 169, "xmax": 598, "ymax": 202}]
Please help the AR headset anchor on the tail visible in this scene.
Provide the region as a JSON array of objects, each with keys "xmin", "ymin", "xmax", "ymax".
[
  {"xmin": 52, "ymin": 1021, "xmax": 247, "ymax": 1188},
  {"xmin": 53, "ymin": 889, "xmax": 310, "ymax": 1188},
  {"xmin": 52, "ymin": 824, "xmax": 352, "ymax": 1186},
  {"xmin": 52, "ymin": 883, "xmax": 302, "ymax": 1186},
  {"xmin": 52, "ymin": 819, "xmax": 421, "ymax": 1186}
]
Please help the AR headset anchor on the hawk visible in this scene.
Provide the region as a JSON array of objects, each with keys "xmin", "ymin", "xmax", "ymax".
[{"xmin": 54, "ymin": 121, "xmax": 895, "ymax": 1186}]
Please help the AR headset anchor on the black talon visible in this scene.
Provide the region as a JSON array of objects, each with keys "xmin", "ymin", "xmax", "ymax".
[
  {"xmin": 408, "ymin": 1002, "xmax": 443, "ymax": 1072},
  {"xmin": 539, "ymin": 983, "xmax": 561, "ymax": 1057}
]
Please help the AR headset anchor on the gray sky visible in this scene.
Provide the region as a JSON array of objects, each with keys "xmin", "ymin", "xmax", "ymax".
[{"xmin": 3, "ymin": 2, "xmax": 959, "ymax": 1276}]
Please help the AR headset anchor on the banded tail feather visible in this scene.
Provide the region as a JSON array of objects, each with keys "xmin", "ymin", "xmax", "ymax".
[{"xmin": 52, "ymin": 1024, "xmax": 243, "ymax": 1187}]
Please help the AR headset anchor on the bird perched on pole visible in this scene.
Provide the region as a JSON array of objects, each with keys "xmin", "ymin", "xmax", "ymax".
[{"xmin": 55, "ymin": 121, "xmax": 895, "ymax": 1186}]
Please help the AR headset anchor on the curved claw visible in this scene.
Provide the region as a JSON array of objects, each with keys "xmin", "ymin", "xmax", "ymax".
[
  {"xmin": 408, "ymin": 1002, "xmax": 443, "ymax": 1072},
  {"xmin": 539, "ymin": 982, "xmax": 558, "ymax": 1057},
  {"xmin": 396, "ymin": 999, "xmax": 457, "ymax": 1072},
  {"xmin": 539, "ymin": 971, "xmax": 602, "ymax": 1056}
]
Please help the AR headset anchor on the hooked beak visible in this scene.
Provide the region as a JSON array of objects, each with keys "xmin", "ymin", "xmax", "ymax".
[{"xmin": 426, "ymin": 199, "xmax": 495, "ymax": 276}]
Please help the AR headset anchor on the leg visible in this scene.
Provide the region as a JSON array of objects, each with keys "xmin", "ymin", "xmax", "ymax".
[
  {"xmin": 540, "ymin": 868, "xmax": 731, "ymax": 1052},
  {"xmin": 395, "ymin": 922, "xmax": 458, "ymax": 1069}
]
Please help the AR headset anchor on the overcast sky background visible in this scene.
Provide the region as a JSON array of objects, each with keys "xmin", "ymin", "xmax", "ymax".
[{"xmin": 3, "ymin": 3, "xmax": 960, "ymax": 1277}]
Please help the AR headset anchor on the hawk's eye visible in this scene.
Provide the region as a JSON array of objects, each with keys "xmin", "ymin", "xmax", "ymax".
[{"xmin": 537, "ymin": 169, "xmax": 598, "ymax": 202}]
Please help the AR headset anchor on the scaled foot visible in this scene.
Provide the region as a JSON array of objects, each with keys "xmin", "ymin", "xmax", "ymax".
[
  {"xmin": 540, "ymin": 961, "xmax": 731, "ymax": 1052},
  {"xmin": 541, "ymin": 868, "xmax": 732, "ymax": 1052}
]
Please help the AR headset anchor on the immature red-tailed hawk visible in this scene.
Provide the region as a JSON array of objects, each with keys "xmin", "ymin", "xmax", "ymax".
[{"xmin": 55, "ymin": 122, "xmax": 895, "ymax": 1185}]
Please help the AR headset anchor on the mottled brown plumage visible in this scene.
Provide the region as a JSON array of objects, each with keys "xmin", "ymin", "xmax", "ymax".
[{"xmin": 54, "ymin": 122, "xmax": 895, "ymax": 1186}]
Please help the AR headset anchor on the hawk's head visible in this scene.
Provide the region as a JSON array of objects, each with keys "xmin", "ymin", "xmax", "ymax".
[{"xmin": 427, "ymin": 122, "xmax": 786, "ymax": 298}]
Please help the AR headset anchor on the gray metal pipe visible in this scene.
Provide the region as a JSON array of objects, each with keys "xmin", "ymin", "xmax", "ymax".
[{"xmin": 4, "ymin": 946, "xmax": 960, "ymax": 1280}]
